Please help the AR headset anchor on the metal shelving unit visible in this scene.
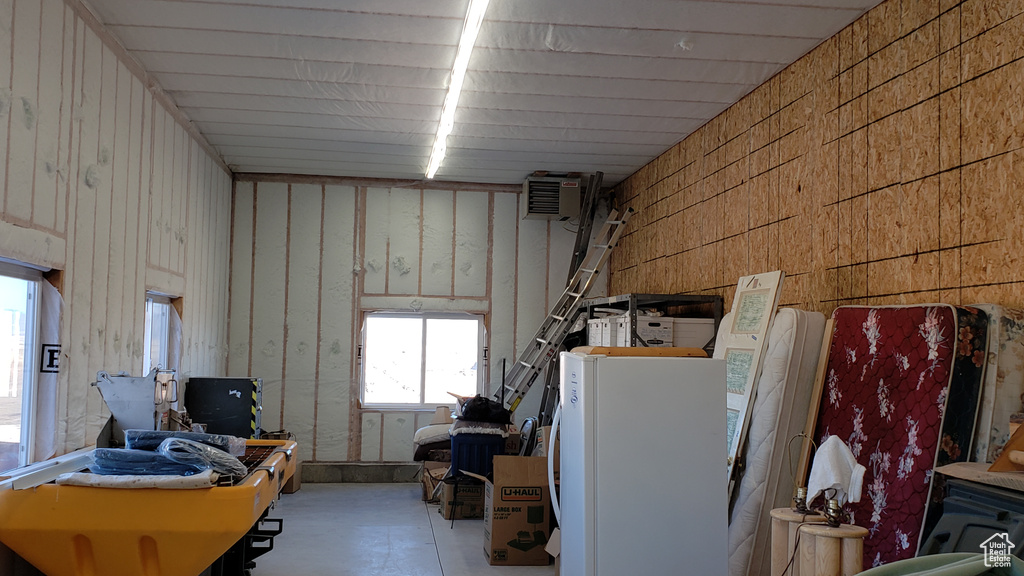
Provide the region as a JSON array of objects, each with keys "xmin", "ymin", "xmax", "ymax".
[{"xmin": 583, "ymin": 293, "xmax": 724, "ymax": 351}]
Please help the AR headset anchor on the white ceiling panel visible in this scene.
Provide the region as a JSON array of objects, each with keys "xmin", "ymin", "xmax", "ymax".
[
  {"xmin": 484, "ymin": 0, "xmax": 862, "ymax": 38},
  {"xmin": 227, "ymin": 158, "xmax": 429, "ymax": 178},
  {"xmin": 712, "ymin": 0, "xmax": 878, "ymax": 9},
  {"xmin": 452, "ymin": 123, "xmax": 689, "ymax": 147},
  {"xmin": 82, "ymin": 0, "xmax": 883, "ymax": 184},
  {"xmin": 454, "ymin": 108, "xmax": 706, "ymax": 134},
  {"xmin": 480, "ymin": 22, "xmax": 819, "ymax": 63},
  {"xmin": 207, "ymin": 135, "xmax": 423, "ymax": 154},
  {"xmin": 155, "ymin": 0, "xmax": 469, "ymax": 18},
  {"xmin": 172, "ymin": 93, "xmax": 439, "ymax": 120},
  {"xmin": 461, "ymin": 71, "xmax": 749, "ymax": 104},
  {"xmin": 135, "ymin": 52, "xmax": 450, "ymax": 88},
  {"xmin": 197, "ymin": 122, "xmax": 435, "ymax": 146},
  {"xmin": 221, "ymin": 147, "xmax": 642, "ymax": 176},
  {"xmin": 208, "ymin": 135, "xmax": 662, "ymax": 166},
  {"xmin": 182, "ymin": 108, "xmax": 434, "ymax": 134},
  {"xmin": 108, "ymin": 27, "xmax": 456, "ymax": 68},
  {"xmin": 438, "ymin": 146, "xmax": 652, "ymax": 166},
  {"xmin": 179, "ymin": 91, "xmax": 722, "ymax": 123},
  {"xmin": 449, "ymin": 137, "xmax": 668, "ymax": 157},
  {"xmin": 459, "ymin": 92, "xmax": 729, "ymax": 120},
  {"xmin": 222, "ymin": 149, "xmax": 429, "ymax": 168},
  {"xmin": 187, "ymin": 98, "xmax": 706, "ymax": 134},
  {"xmin": 470, "ymin": 48, "xmax": 780, "ymax": 85},
  {"xmin": 91, "ymin": 1, "xmax": 466, "ymax": 44},
  {"xmin": 158, "ymin": 75, "xmax": 446, "ymax": 106}
]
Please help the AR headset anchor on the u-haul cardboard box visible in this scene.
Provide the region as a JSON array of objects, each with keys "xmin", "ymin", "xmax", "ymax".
[
  {"xmin": 478, "ymin": 456, "xmax": 552, "ymax": 566},
  {"xmin": 440, "ymin": 477, "xmax": 485, "ymax": 519}
]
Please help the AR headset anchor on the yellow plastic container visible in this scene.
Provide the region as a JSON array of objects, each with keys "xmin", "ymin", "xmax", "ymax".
[{"xmin": 0, "ymin": 439, "xmax": 296, "ymax": 576}]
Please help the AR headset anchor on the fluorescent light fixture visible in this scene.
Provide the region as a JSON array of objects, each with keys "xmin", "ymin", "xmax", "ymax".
[{"xmin": 425, "ymin": 0, "xmax": 490, "ymax": 179}]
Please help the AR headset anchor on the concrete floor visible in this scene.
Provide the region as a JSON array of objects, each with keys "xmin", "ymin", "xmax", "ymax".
[{"xmin": 250, "ymin": 484, "xmax": 555, "ymax": 576}]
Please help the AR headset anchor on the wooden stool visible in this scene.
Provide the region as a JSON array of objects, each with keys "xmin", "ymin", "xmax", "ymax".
[
  {"xmin": 796, "ymin": 523, "xmax": 868, "ymax": 576},
  {"xmin": 769, "ymin": 508, "xmax": 826, "ymax": 576}
]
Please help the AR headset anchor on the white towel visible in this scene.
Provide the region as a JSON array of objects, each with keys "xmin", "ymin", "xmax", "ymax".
[{"xmin": 807, "ymin": 435, "xmax": 866, "ymax": 506}]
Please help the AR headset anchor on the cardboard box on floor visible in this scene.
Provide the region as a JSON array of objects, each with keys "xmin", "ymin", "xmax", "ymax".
[
  {"xmin": 421, "ymin": 461, "xmax": 448, "ymax": 503},
  {"xmin": 533, "ymin": 426, "xmax": 559, "ymax": 482},
  {"xmin": 283, "ymin": 463, "xmax": 302, "ymax": 494},
  {"xmin": 440, "ymin": 477, "xmax": 485, "ymax": 519},
  {"xmin": 468, "ymin": 455, "xmax": 552, "ymax": 566}
]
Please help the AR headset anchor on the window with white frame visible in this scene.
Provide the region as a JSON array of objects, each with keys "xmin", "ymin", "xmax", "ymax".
[
  {"xmin": 143, "ymin": 295, "xmax": 172, "ymax": 375},
  {"xmin": 361, "ymin": 311, "xmax": 483, "ymax": 407},
  {"xmin": 0, "ymin": 264, "xmax": 40, "ymax": 474}
]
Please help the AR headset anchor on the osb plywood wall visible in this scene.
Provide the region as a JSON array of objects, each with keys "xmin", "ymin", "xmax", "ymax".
[
  {"xmin": 0, "ymin": 0, "xmax": 232, "ymax": 453},
  {"xmin": 228, "ymin": 178, "xmax": 578, "ymax": 463},
  {"xmin": 610, "ymin": 0, "xmax": 1024, "ymax": 315}
]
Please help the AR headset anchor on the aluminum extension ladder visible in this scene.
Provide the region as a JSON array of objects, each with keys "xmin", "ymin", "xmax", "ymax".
[{"xmin": 496, "ymin": 207, "xmax": 634, "ymax": 412}]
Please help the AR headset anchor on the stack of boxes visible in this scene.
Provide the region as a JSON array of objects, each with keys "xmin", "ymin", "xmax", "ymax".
[
  {"xmin": 587, "ymin": 314, "xmax": 715, "ymax": 348},
  {"xmin": 430, "ymin": 425, "xmax": 557, "ymax": 566},
  {"xmin": 586, "ymin": 316, "xmax": 619, "ymax": 346}
]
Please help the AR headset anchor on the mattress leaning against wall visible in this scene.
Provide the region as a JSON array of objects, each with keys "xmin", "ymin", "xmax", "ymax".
[
  {"xmin": 971, "ymin": 305, "xmax": 1024, "ymax": 463},
  {"xmin": 725, "ymin": 308, "xmax": 826, "ymax": 576},
  {"xmin": 812, "ymin": 305, "xmax": 988, "ymax": 568},
  {"xmin": 917, "ymin": 306, "xmax": 989, "ymax": 550}
]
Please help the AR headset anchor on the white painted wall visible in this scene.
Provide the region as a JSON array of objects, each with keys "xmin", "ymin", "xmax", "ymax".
[
  {"xmin": 0, "ymin": 0, "xmax": 231, "ymax": 455},
  {"xmin": 228, "ymin": 181, "xmax": 579, "ymax": 462}
]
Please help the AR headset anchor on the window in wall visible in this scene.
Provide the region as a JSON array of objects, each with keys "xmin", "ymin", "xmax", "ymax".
[
  {"xmin": 143, "ymin": 295, "xmax": 172, "ymax": 374},
  {"xmin": 361, "ymin": 312, "xmax": 483, "ymax": 407},
  {"xmin": 0, "ymin": 264, "xmax": 40, "ymax": 474}
]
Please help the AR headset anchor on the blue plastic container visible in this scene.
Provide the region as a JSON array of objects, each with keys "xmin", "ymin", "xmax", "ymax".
[{"xmin": 450, "ymin": 433, "xmax": 505, "ymax": 478}]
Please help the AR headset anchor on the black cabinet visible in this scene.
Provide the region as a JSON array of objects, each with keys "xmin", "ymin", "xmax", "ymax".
[{"xmin": 185, "ymin": 377, "xmax": 263, "ymax": 439}]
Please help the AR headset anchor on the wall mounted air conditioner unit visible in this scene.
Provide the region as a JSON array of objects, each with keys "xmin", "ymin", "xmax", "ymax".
[{"xmin": 521, "ymin": 176, "xmax": 581, "ymax": 221}]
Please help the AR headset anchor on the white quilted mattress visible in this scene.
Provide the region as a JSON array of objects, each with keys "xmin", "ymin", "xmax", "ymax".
[{"xmin": 725, "ymin": 307, "xmax": 826, "ymax": 576}]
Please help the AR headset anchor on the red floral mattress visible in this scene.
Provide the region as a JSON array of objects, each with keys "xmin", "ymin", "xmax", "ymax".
[{"xmin": 813, "ymin": 305, "xmax": 987, "ymax": 568}]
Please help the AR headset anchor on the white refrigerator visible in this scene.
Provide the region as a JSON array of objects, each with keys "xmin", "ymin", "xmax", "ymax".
[{"xmin": 555, "ymin": 351, "xmax": 727, "ymax": 576}]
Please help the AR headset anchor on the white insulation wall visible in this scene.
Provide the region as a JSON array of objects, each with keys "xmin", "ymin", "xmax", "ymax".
[
  {"xmin": 228, "ymin": 180, "xmax": 581, "ymax": 463},
  {"xmin": 0, "ymin": 0, "xmax": 232, "ymax": 454}
]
